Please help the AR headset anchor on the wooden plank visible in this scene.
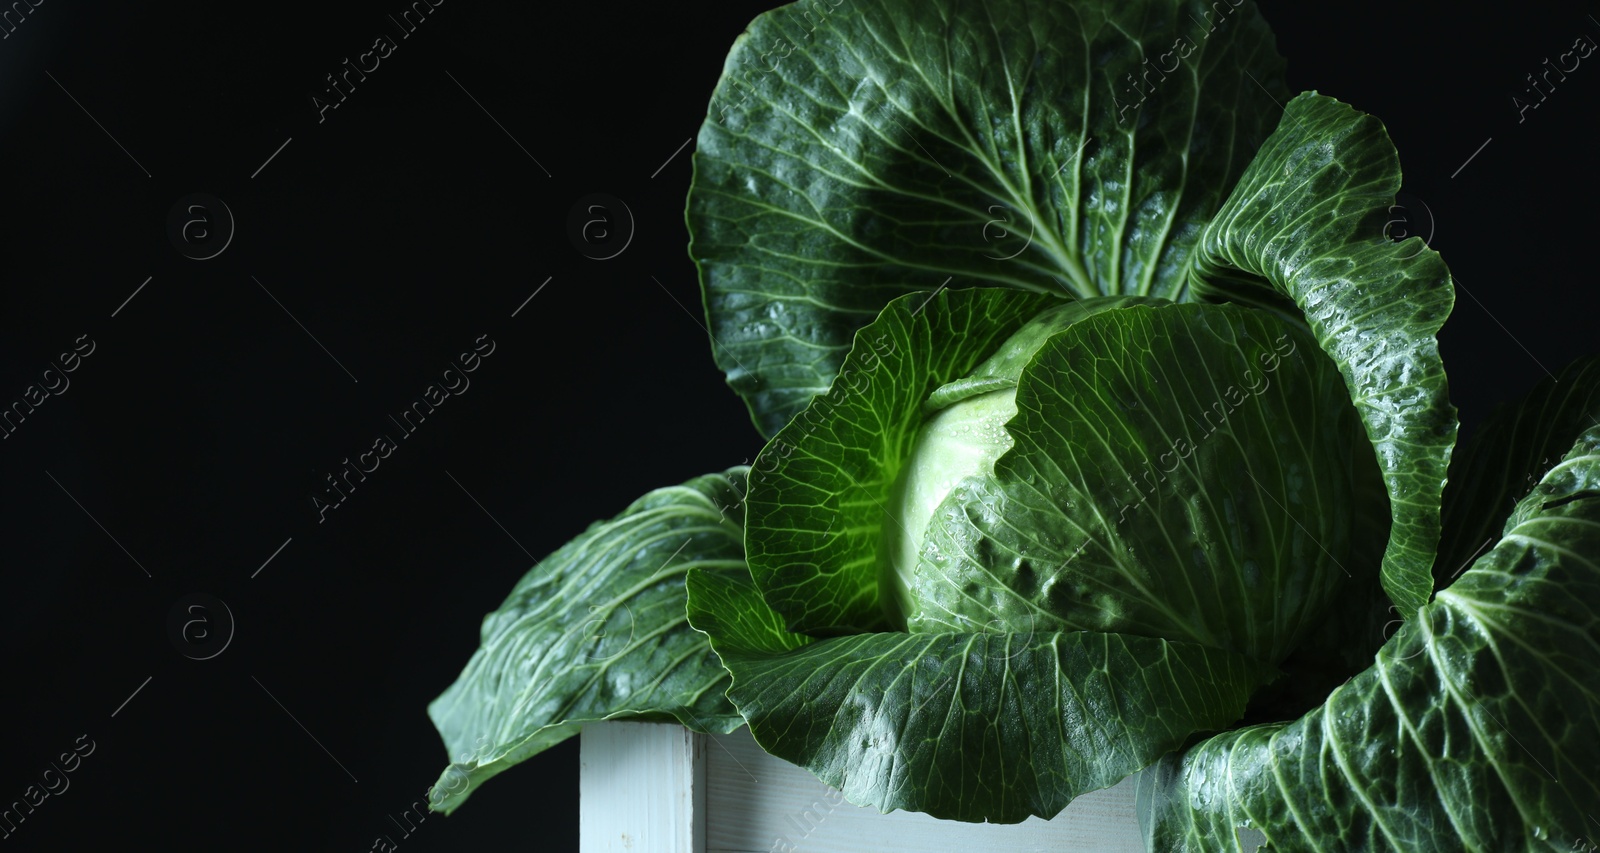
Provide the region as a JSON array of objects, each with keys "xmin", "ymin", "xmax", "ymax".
[
  {"xmin": 702, "ymin": 726, "xmax": 1144, "ymax": 853},
  {"xmin": 579, "ymin": 721, "xmax": 706, "ymax": 853}
]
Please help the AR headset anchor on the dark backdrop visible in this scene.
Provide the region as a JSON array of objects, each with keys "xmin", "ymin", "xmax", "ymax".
[{"xmin": 0, "ymin": 0, "xmax": 1593, "ymax": 850}]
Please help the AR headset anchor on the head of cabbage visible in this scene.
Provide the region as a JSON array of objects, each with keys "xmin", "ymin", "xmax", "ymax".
[
  {"xmin": 875, "ymin": 297, "xmax": 1375, "ymax": 665},
  {"xmin": 746, "ymin": 292, "xmax": 1379, "ymax": 669}
]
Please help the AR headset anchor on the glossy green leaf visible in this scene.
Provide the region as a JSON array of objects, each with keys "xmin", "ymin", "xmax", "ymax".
[
  {"xmin": 1238, "ymin": 429, "xmax": 1392, "ymax": 725},
  {"xmin": 1186, "ymin": 92, "xmax": 1458, "ymax": 618},
  {"xmin": 910, "ymin": 303, "xmax": 1368, "ymax": 665},
  {"xmin": 687, "ymin": 561, "xmax": 1272, "ymax": 824},
  {"xmin": 688, "ymin": 0, "xmax": 1290, "ymax": 436},
  {"xmin": 1137, "ymin": 423, "xmax": 1600, "ymax": 851},
  {"xmin": 426, "ymin": 469, "xmax": 749, "ymax": 814}
]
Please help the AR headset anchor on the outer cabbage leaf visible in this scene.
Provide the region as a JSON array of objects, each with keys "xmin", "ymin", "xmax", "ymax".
[
  {"xmin": 688, "ymin": 0, "xmax": 1290, "ymax": 436},
  {"xmin": 687, "ymin": 560, "xmax": 1271, "ymax": 824},
  {"xmin": 1137, "ymin": 418, "xmax": 1600, "ymax": 851},
  {"xmin": 426, "ymin": 469, "xmax": 749, "ymax": 814},
  {"xmin": 1238, "ymin": 428, "xmax": 1392, "ymax": 726},
  {"xmin": 1186, "ymin": 92, "xmax": 1458, "ymax": 619}
]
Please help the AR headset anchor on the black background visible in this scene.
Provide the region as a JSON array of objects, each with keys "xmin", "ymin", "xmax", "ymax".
[{"xmin": 0, "ymin": 0, "xmax": 1594, "ymax": 850}]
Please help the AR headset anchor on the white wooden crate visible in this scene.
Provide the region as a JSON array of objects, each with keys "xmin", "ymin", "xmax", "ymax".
[{"xmin": 579, "ymin": 722, "xmax": 1144, "ymax": 853}]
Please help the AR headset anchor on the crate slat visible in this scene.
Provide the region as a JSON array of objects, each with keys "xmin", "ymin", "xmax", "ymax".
[{"xmin": 579, "ymin": 721, "xmax": 706, "ymax": 853}]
